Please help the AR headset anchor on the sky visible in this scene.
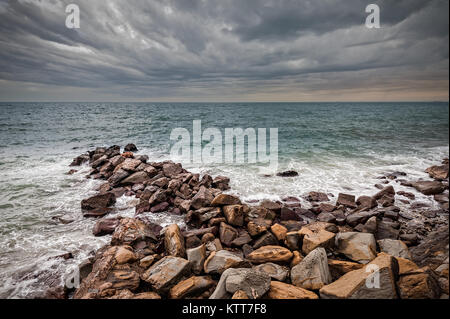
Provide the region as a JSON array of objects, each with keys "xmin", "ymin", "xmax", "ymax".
[{"xmin": 0, "ymin": 0, "xmax": 448, "ymax": 102}]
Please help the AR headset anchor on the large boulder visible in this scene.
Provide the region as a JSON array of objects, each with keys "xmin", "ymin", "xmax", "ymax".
[
  {"xmin": 336, "ymin": 193, "xmax": 357, "ymax": 208},
  {"xmin": 247, "ymin": 246, "xmax": 293, "ymax": 264},
  {"xmin": 142, "ymin": 256, "xmax": 191, "ymax": 293},
  {"xmin": 203, "ymin": 250, "xmax": 247, "ymax": 274},
  {"xmin": 164, "ymin": 224, "xmax": 185, "ymax": 258},
  {"xmin": 266, "ymin": 281, "xmax": 319, "ymax": 299},
  {"xmin": 291, "ymin": 247, "xmax": 332, "ymax": 290},
  {"xmin": 397, "ymin": 269, "xmax": 440, "ymax": 299},
  {"xmin": 412, "ymin": 181, "xmax": 445, "ymax": 196},
  {"xmin": 81, "ymin": 193, "xmax": 116, "ymax": 211},
  {"xmin": 335, "ymin": 232, "xmax": 377, "ymax": 264},
  {"xmin": 425, "ymin": 164, "xmax": 449, "ymax": 180},
  {"xmin": 320, "ymin": 253, "xmax": 399, "ymax": 299},
  {"xmin": 377, "ymin": 239, "xmax": 411, "ymax": 260}
]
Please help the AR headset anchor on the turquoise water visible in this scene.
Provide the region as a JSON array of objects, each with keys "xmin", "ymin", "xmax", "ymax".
[{"xmin": 0, "ymin": 102, "xmax": 448, "ymax": 298}]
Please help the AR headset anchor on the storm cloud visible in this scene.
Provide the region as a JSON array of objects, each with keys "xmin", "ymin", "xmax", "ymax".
[{"xmin": 0, "ymin": 0, "xmax": 448, "ymax": 101}]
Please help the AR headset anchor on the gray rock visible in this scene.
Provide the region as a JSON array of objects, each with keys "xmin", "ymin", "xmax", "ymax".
[
  {"xmin": 335, "ymin": 232, "xmax": 377, "ymax": 264},
  {"xmin": 225, "ymin": 268, "xmax": 271, "ymax": 299},
  {"xmin": 378, "ymin": 239, "xmax": 412, "ymax": 259},
  {"xmin": 291, "ymin": 247, "xmax": 332, "ymax": 290},
  {"xmin": 142, "ymin": 256, "xmax": 191, "ymax": 292},
  {"xmin": 253, "ymin": 263, "xmax": 289, "ymax": 281},
  {"xmin": 187, "ymin": 244, "xmax": 207, "ymax": 275}
]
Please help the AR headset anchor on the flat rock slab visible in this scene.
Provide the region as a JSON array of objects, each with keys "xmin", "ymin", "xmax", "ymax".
[{"xmin": 142, "ymin": 256, "xmax": 191, "ymax": 292}]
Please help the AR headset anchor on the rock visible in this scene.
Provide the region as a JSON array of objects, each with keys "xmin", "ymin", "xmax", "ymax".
[
  {"xmin": 319, "ymin": 203, "xmax": 336, "ymax": 213},
  {"xmin": 280, "ymin": 207, "xmax": 303, "ymax": 221},
  {"xmin": 93, "ymin": 218, "xmax": 121, "ymax": 236},
  {"xmin": 379, "ymin": 195, "xmax": 395, "ymax": 207},
  {"xmin": 306, "ymin": 191, "xmax": 329, "ymax": 202},
  {"xmin": 398, "ymin": 191, "xmax": 416, "ymax": 200},
  {"xmin": 231, "ymin": 229, "xmax": 252, "ymax": 247},
  {"xmin": 70, "ymin": 154, "xmax": 90, "ymax": 166},
  {"xmin": 118, "ymin": 158, "xmax": 142, "ymax": 172},
  {"xmin": 219, "ymin": 222, "xmax": 239, "ymax": 246},
  {"xmin": 276, "ymin": 170, "xmax": 299, "ymax": 177},
  {"xmin": 270, "ymin": 224, "xmax": 288, "ymax": 241},
  {"xmin": 185, "ymin": 235, "xmax": 202, "ymax": 249},
  {"xmin": 212, "ymin": 176, "xmax": 230, "ymax": 191},
  {"xmin": 285, "ymin": 231, "xmax": 300, "ymax": 250},
  {"xmin": 302, "ymin": 229, "xmax": 335, "ymax": 255},
  {"xmin": 105, "ymin": 267, "xmax": 140, "ymax": 291},
  {"xmin": 412, "ymin": 181, "xmax": 445, "ymax": 196},
  {"xmin": 247, "ymin": 219, "xmax": 271, "ymax": 237},
  {"xmin": 81, "ymin": 193, "xmax": 116, "ymax": 211},
  {"xmin": 139, "ymin": 255, "xmax": 156, "ymax": 269},
  {"xmin": 375, "ymin": 220, "xmax": 400, "ymax": 240},
  {"xmin": 426, "ymin": 164, "xmax": 449, "ymax": 180},
  {"xmin": 337, "ymin": 193, "xmax": 357, "ymax": 208},
  {"xmin": 150, "ymin": 201, "xmax": 169, "ymax": 213},
  {"xmin": 316, "ymin": 212, "xmax": 336, "ymax": 223},
  {"xmin": 384, "ymin": 210, "xmax": 399, "ymax": 221},
  {"xmin": 319, "ymin": 253, "xmax": 399, "ymax": 299},
  {"xmin": 398, "ymin": 271, "xmax": 440, "ymax": 299},
  {"xmin": 291, "ymin": 251, "xmax": 303, "ymax": 267},
  {"xmin": 142, "ymin": 256, "xmax": 191, "ymax": 293},
  {"xmin": 108, "ymin": 169, "xmax": 130, "ymax": 186},
  {"xmin": 328, "ymin": 259, "xmax": 364, "ymax": 279},
  {"xmin": 253, "ymin": 232, "xmax": 278, "ymax": 249},
  {"xmin": 373, "ymin": 185, "xmax": 395, "ymax": 200},
  {"xmin": 224, "ymin": 268, "xmax": 271, "ymax": 299},
  {"xmin": 111, "ymin": 218, "xmax": 158, "ymax": 246},
  {"xmin": 114, "ymin": 246, "xmax": 137, "ymax": 264},
  {"xmin": 164, "ymin": 224, "xmax": 185, "ymax": 258},
  {"xmin": 232, "ymin": 290, "xmax": 249, "ymax": 299},
  {"xmin": 396, "ymin": 257, "xmax": 420, "ymax": 275},
  {"xmin": 247, "ymin": 245, "xmax": 293, "ymax": 264},
  {"xmin": 266, "ymin": 281, "xmax": 319, "ymax": 299},
  {"xmin": 291, "ymin": 248, "xmax": 332, "ymax": 290},
  {"xmin": 162, "ymin": 162, "xmax": 183, "ymax": 177},
  {"xmin": 124, "ymin": 144, "xmax": 138, "ymax": 152},
  {"xmin": 191, "ymin": 186, "xmax": 214, "ymax": 210},
  {"xmin": 399, "ymin": 234, "xmax": 418, "ymax": 246},
  {"xmin": 211, "ymin": 194, "xmax": 241, "ymax": 206},
  {"xmin": 120, "ymin": 171, "xmax": 151, "ymax": 185},
  {"xmin": 335, "ymin": 232, "xmax": 377, "ymax": 264},
  {"xmin": 260, "ymin": 200, "xmax": 282, "ymax": 212},
  {"xmin": 187, "ymin": 244, "xmax": 207, "ymax": 274},
  {"xmin": 356, "ymin": 196, "xmax": 377, "ymax": 209},
  {"xmin": 169, "ymin": 276, "xmax": 215, "ymax": 299},
  {"xmin": 253, "ymin": 263, "xmax": 289, "ymax": 281},
  {"xmin": 362, "ymin": 216, "xmax": 377, "ymax": 233},
  {"xmin": 378, "ymin": 239, "xmax": 411, "ymax": 259},
  {"xmin": 204, "ymin": 250, "xmax": 247, "ymax": 274},
  {"xmin": 223, "ymin": 205, "xmax": 245, "ymax": 226}
]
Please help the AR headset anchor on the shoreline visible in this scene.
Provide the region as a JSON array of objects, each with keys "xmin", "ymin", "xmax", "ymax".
[{"xmin": 49, "ymin": 144, "xmax": 449, "ymax": 299}]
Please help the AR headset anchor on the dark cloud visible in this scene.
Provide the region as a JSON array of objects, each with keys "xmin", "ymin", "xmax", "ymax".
[{"xmin": 0, "ymin": 0, "xmax": 448, "ymax": 101}]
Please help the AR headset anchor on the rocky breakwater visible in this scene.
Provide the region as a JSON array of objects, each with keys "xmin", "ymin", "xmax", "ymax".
[{"xmin": 64, "ymin": 145, "xmax": 448, "ymax": 299}]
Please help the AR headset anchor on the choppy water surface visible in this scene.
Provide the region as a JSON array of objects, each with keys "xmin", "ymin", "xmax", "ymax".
[{"xmin": 0, "ymin": 102, "xmax": 448, "ymax": 298}]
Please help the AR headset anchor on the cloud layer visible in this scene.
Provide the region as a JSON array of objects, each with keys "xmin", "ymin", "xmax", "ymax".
[{"xmin": 0, "ymin": 0, "xmax": 448, "ymax": 101}]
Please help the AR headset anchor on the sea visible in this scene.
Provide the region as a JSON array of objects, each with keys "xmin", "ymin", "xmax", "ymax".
[{"xmin": 0, "ymin": 102, "xmax": 448, "ymax": 298}]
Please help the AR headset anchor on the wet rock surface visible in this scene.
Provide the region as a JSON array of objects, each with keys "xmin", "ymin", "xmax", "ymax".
[{"xmin": 64, "ymin": 145, "xmax": 448, "ymax": 299}]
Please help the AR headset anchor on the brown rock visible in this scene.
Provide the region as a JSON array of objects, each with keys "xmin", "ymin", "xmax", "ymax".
[
  {"xmin": 211, "ymin": 194, "xmax": 241, "ymax": 206},
  {"xmin": 169, "ymin": 276, "xmax": 215, "ymax": 299},
  {"xmin": 219, "ymin": 222, "xmax": 239, "ymax": 246},
  {"xmin": 223, "ymin": 205, "xmax": 245, "ymax": 226},
  {"xmin": 270, "ymin": 223, "xmax": 288, "ymax": 241},
  {"xmin": 337, "ymin": 193, "xmax": 357, "ymax": 208},
  {"xmin": 301, "ymin": 229, "xmax": 336, "ymax": 255},
  {"xmin": 267, "ymin": 281, "xmax": 319, "ymax": 299},
  {"xmin": 247, "ymin": 245, "xmax": 293, "ymax": 264},
  {"xmin": 142, "ymin": 256, "xmax": 191, "ymax": 293},
  {"xmin": 426, "ymin": 164, "xmax": 449, "ymax": 180},
  {"xmin": 398, "ymin": 271, "xmax": 440, "ymax": 299},
  {"xmin": 412, "ymin": 181, "xmax": 445, "ymax": 196},
  {"xmin": 164, "ymin": 224, "xmax": 185, "ymax": 257},
  {"xmin": 81, "ymin": 192, "xmax": 116, "ymax": 211},
  {"xmin": 328, "ymin": 259, "xmax": 364, "ymax": 279},
  {"xmin": 232, "ymin": 290, "xmax": 249, "ymax": 299}
]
